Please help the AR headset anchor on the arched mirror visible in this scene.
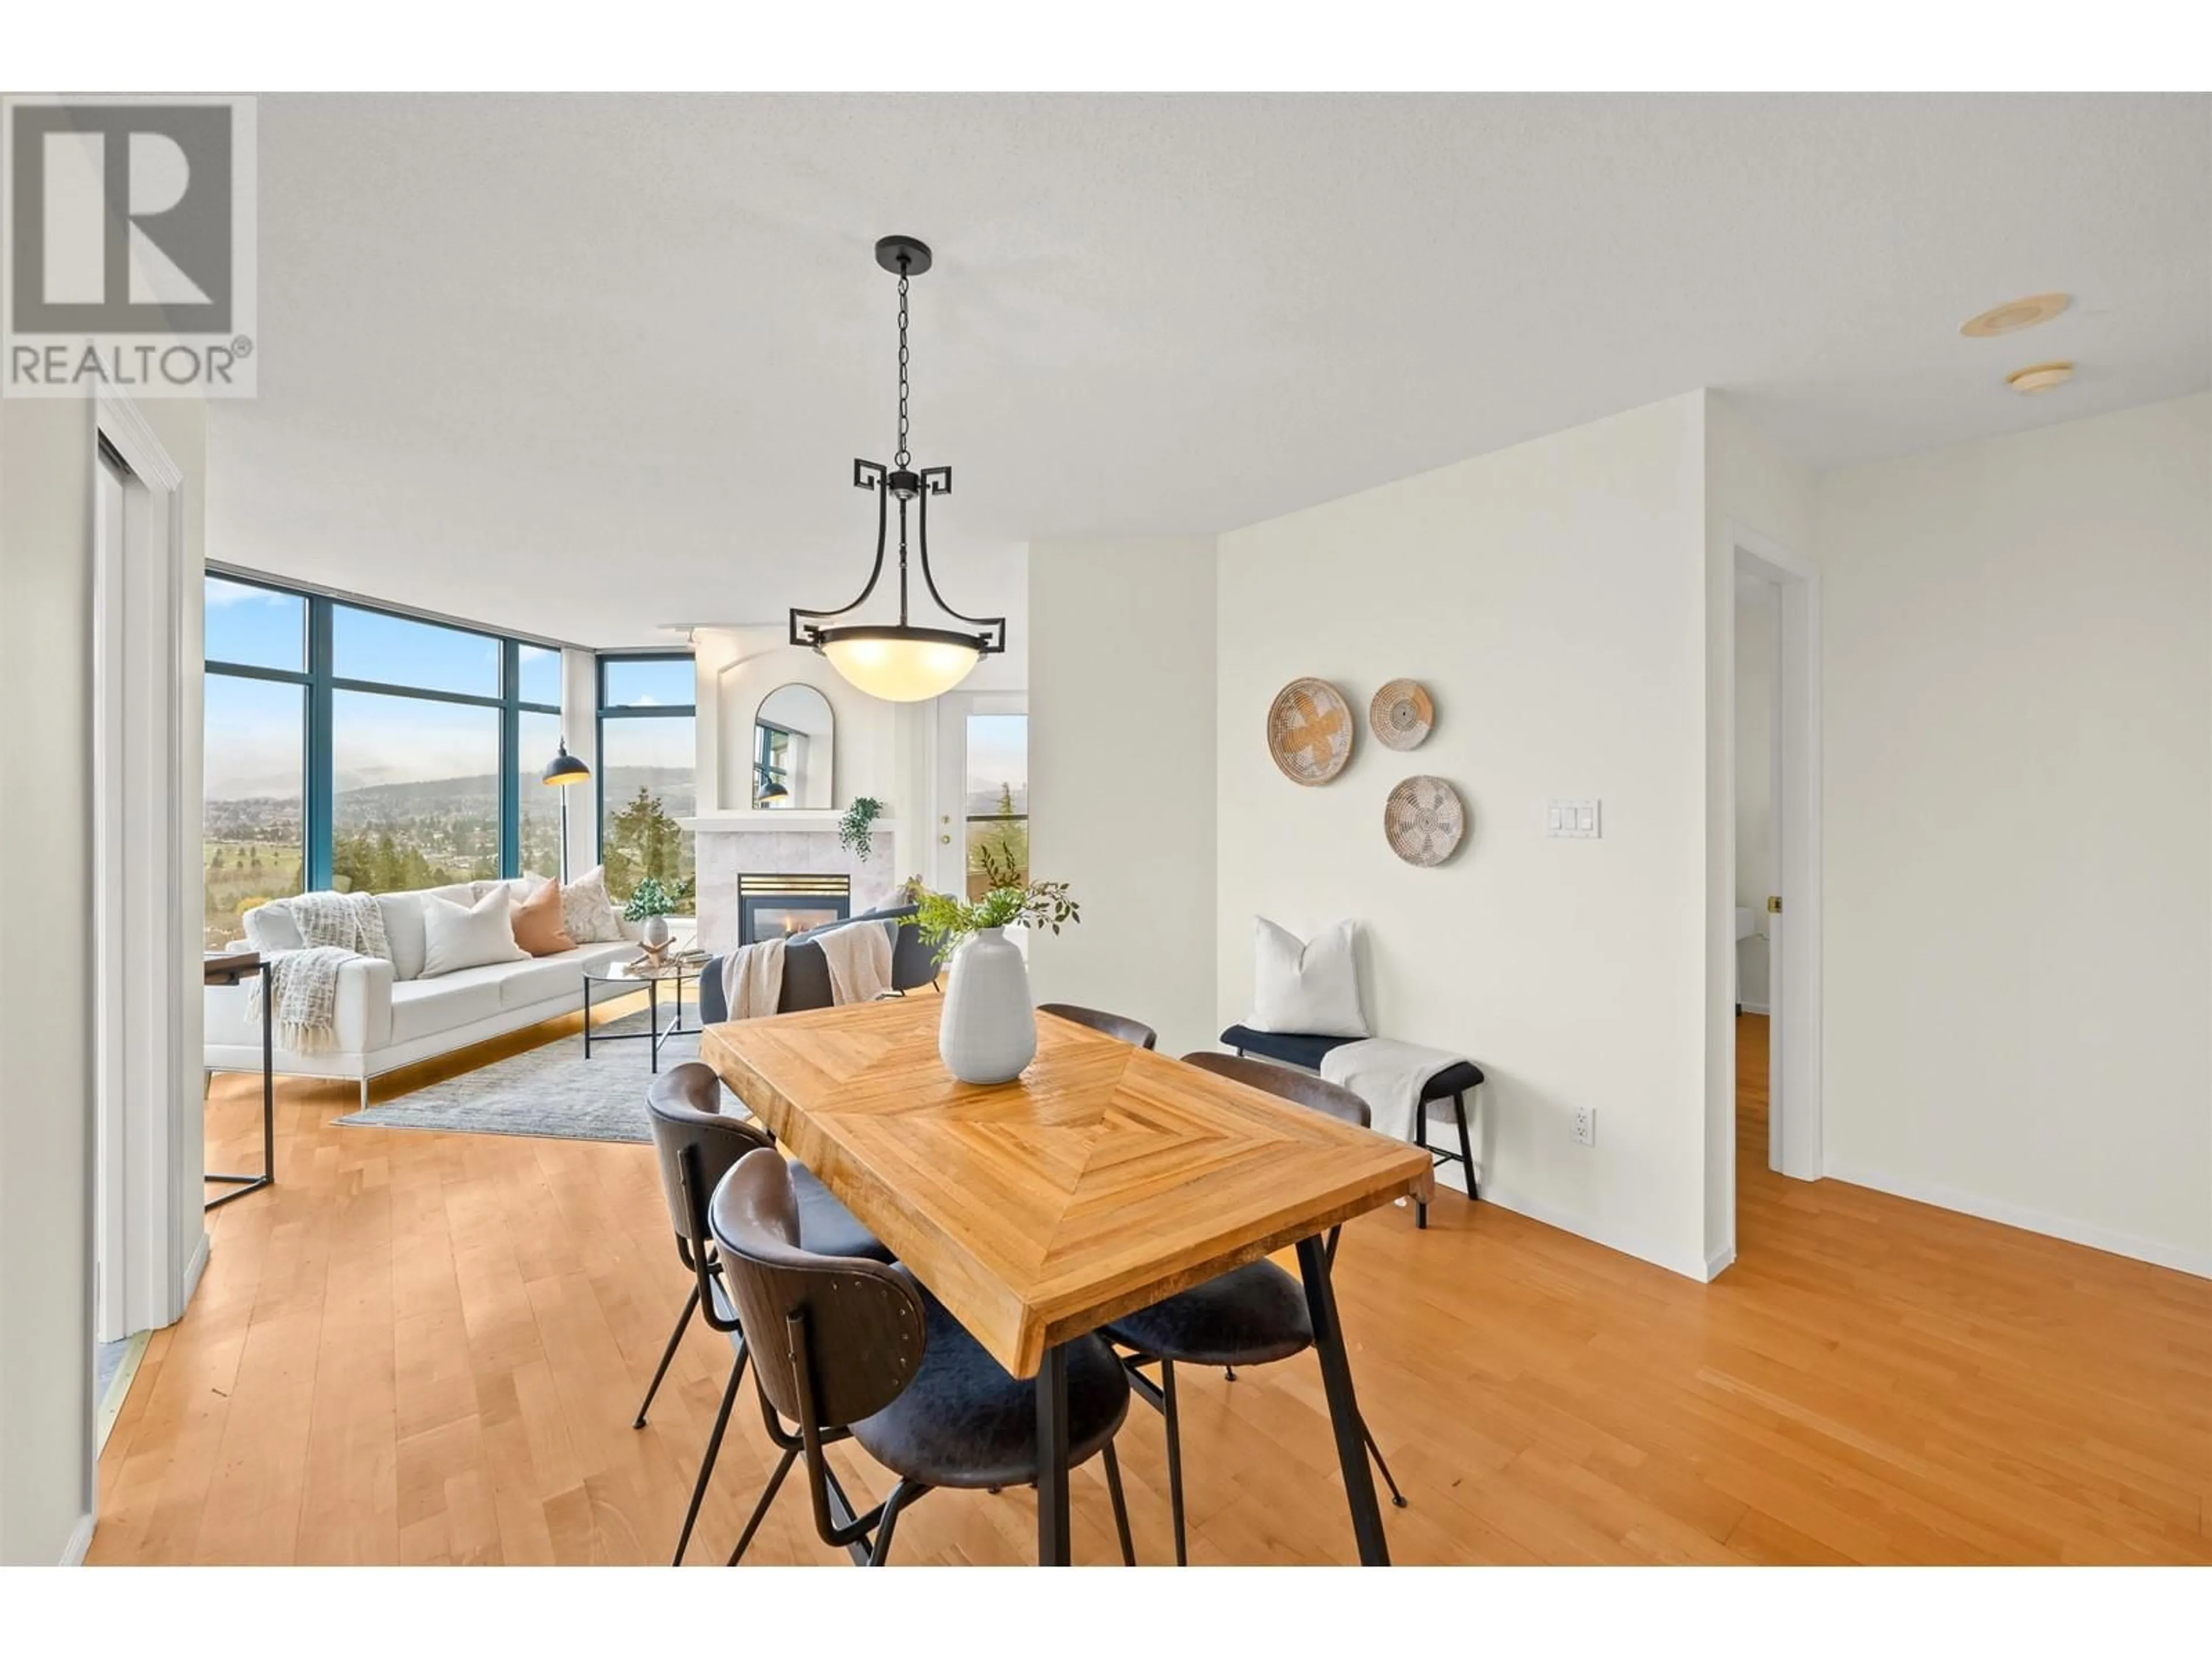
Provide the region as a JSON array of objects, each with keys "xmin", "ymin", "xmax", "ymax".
[{"xmin": 752, "ymin": 683, "xmax": 835, "ymax": 809}]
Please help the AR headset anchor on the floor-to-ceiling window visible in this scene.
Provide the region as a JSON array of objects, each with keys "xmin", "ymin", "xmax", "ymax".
[
  {"xmin": 200, "ymin": 571, "xmax": 566, "ymax": 942},
  {"xmin": 203, "ymin": 577, "xmax": 309, "ymax": 946},
  {"xmin": 597, "ymin": 654, "xmax": 696, "ymax": 905}
]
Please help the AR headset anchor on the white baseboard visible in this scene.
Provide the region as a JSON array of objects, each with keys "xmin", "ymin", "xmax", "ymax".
[
  {"xmin": 1476, "ymin": 1181, "xmax": 1711, "ymax": 1282},
  {"xmin": 1824, "ymin": 1159, "xmax": 2212, "ymax": 1281},
  {"xmin": 1705, "ymin": 1243, "xmax": 1737, "ymax": 1281},
  {"xmin": 60, "ymin": 1512, "xmax": 94, "ymax": 1566},
  {"xmin": 180, "ymin": 1228, "xmax": 211, "ymax": 1313},
  {"xmin": 1737, "ymin": 999, "xmax": 1770, "ymax": 1016}
]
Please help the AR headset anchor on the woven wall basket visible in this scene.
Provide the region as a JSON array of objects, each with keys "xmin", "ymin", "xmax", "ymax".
[
  {"xmin": 1370, "ymin": 679, "xmax": 1435, "ymax": 751},
  {"xmin": 1384, "ymin": 775, "xmax": 1467, "ymax": 867},
  {"xmin": 1267, "ymin": 677, "xmax": 1354, "ymax": 785}
]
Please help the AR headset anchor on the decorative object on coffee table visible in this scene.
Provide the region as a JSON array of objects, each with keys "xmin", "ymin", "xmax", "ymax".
[
  {"xmin": 1369, "ymin": 679, "xmax": 1434, "ymax": 751},
  {"xmin": 916, "ymin": 879, "xmax": 1081, "ymax": 1084},
  {"xmin": 1267, "ymin": 677, "xmax": 1354, "ymax": 785},
  {"xmin": 623, "ymin": 873, "xmax": 683, "ymax": 952},
  {"xmin": 838, "ymin": 796, "xmax": 885, "ymax": 862},
  {"xmin": 1384, "ymin": 775, "xmax": 1467, "ymax": 867}
]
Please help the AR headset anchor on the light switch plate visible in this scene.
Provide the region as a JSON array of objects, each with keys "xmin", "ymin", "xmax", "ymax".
[{"xmin": 1549, "ymin": 798, "xmax": 1601, "ymax": 839}]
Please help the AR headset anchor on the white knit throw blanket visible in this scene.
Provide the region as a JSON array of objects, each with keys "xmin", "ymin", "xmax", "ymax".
[{"xmin": 246, "ymin": 891, "xmax": 391, "ymax": 1052}]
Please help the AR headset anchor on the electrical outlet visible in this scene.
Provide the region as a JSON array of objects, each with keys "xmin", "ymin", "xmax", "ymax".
[{"xmin": 1571, "ymin": 1106, "xmax": 1596, "ymax": 1147}]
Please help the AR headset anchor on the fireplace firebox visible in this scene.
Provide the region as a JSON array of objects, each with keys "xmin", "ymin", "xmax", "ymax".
[{"xmin": 738, "ymin": 873, "xmax": 851, "ymax": 945}]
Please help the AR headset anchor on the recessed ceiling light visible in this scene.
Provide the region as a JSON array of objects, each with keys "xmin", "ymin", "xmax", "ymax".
[
  {"xmin": 2006, "ymin": 361, "xmax": 2074, "ymax": 394},
  {"xmin": 1961, "ymin": 293, "xmax": 2070, "ymax": 337}
]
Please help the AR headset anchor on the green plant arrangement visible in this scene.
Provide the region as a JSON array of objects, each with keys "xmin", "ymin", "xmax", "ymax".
[
  {"xmin": 622, "ymin": 874, "xmax": 683, "ymax": 922},
  {"xmin": 838, "ymin": 797, "xmax": 885, "ymax": 862},
  {"xmin": 914, "ymin": 880, "xmax": 1081, "ymax": 965}
]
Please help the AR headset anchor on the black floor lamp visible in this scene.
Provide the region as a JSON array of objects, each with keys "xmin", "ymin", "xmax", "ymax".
[{"xmin": 541, "ymin": 737, "xmax": 592, "ymax": 884}]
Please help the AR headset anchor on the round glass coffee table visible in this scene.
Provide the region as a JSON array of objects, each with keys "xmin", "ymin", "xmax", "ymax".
[{"xmin": 581, "ymin": 962, "xmax": 698, "ymax": 1072}]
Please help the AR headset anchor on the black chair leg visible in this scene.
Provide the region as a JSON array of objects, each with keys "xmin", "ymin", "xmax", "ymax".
[
  {"xmin": 634, "ymin": 1283, "xmax": 699, "ymax": 1429},
  {"xmin": 727, "ymin": 1443, "xmax": 797, "ymax": 1566},
  {"xmin": 1454, "ymin": 1092, "xmax": 1478, "ymax": 1201},
  {"xmin": 1363, "ymin": 1418, "xmax": 1408, "ymax": 1508},
  {"xmin": 1101, "ymin": 1441, "xmax": 1136, "ymax": 1565},
  {"xmin": 1162, "ymin": 1358, "xmax": 1188, "ymax": 1567},
  {"xmin": 1223, "ymin": 1366, "xmax": 1236, "ymax": 1381},
  {"xmin": 867, "ymin": 1478, "xmax": 925, "ymax": 1566},
  {"xmin": 672, "ymin": 1343, "xmax": 747, "ymax": 1566}
]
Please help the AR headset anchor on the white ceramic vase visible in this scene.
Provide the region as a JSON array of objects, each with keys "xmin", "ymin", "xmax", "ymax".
[
  {"xmin": 640, "ymin": 914, "xmax": 672, "ymax": 950},
  {"xmin": 938, "ymin": 927, "xmax": 1037, "ymax": 1085}
]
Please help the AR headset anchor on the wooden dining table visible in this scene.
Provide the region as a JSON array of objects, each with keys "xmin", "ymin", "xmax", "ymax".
[{"xmin": 700, "ymin": 996, "xmax": 1434, "ymax": 1565}]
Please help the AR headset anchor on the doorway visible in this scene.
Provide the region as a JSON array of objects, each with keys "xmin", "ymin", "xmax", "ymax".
[
  {"xmin": 1734, "ymin": 568, "xmax": 1782, "ymax": 1173},
  {"xmin": 1726, "ymin": 531, "xmax": 1823, "ymax": 1237}
]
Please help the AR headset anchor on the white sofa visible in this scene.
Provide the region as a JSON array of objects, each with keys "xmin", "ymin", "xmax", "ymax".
[{"xmin": 204, "ymin": 878, "xmax": 691, "ymax": 1107}]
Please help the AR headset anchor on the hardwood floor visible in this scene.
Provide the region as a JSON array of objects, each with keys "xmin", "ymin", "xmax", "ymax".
[{"xmin": 92, "ymin": 1009, "xmax": 2211, "ymax": 1565}]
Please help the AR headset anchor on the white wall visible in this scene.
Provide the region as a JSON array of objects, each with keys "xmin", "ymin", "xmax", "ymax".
[
  {"xmin": 0, "ymin": 399, "xmax": 95, "ymax": 1565},
  {"xmin": 1028, "ymin": 538, "xmax": 1219, "ymax": 1059},
  {"xmin": 1215, "ymin": 395, "xmax": 1715, "ymax": 1277},
  {"xmin": 1818, "ymin": 392, "xmax": 2212, "ymax": 1275},
  {"xmin": 1, "ymin": 395, "xmax": 206, "ymax": 1565},
  {"xmin": 1735, "ymin": 573, "xmax": 1775, "ymax": 1012}
]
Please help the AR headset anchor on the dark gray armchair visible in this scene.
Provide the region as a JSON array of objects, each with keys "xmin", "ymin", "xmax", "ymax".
[{"xmin": 698, "ymin": 903, "xmax": 939, "ymax": 1022}]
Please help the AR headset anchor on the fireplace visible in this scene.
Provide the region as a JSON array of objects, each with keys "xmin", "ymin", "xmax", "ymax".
[{"xmin": 739, "ymin": 873, "xmax": 851, "ymax": 945}]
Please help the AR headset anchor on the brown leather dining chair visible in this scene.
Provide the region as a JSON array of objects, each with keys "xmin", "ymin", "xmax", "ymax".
[
  {"xmin": 709, "ymin": 1146, "xmax": 1138, "ymax": 1566},
  {"xmin": 1103, "ymin": 1050, "xmax": 1406, "ymax": 1563},
  {"xmin": 1037, "ymin": 1002, "xmax": 1158, "ymax": 1050},
  {"xmin": 638, "ymin": 1062, "xmax": 893, "ymax": 1565}
]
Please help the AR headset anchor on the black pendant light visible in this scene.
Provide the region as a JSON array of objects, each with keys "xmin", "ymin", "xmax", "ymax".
[{"xmin": 789, "ymin": 236, "xmax": 1006, "ymax": 702}]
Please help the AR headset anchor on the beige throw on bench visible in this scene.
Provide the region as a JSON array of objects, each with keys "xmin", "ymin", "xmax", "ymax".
[{"xmin": 1319, "ymin": 1037, "xmax": 1468, "ymax": 1146}]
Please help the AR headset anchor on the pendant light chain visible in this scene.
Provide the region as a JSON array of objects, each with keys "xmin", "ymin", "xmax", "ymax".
[{"xmin": 894, "ymin": 257, "xmax": 911, "ymax": 469}]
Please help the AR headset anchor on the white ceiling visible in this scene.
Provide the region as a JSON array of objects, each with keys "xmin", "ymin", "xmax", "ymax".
[{"xmin": 215, "ymin": 93, "xmax": 2211, "ymax": 647}]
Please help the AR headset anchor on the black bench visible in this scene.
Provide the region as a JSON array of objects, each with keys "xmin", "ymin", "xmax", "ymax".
[{"xmin": 1218, "ymin": 1024, "xmax": 1482, "ymax": 1228}]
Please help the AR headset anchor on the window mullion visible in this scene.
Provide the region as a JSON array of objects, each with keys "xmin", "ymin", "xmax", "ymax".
[
  {"xmin": 499, "ymin": 641, "xmax": 520, "ymax": 879},
  {"xmin": 306, "ymin": 595, "xmax": 335, "ymax": 891}
]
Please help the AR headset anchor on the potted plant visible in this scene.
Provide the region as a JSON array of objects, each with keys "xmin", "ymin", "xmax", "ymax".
[
  {"xmin": 915, "ymin": 880, "xmax": 1081, "ymax": 1084},
  {"xmin": 623, "ymin": 874, "xmax": 685, "ymax": 953},
  {"xmin": 838, "ymin": 797, "xmax": 885, "ymax": 862}
]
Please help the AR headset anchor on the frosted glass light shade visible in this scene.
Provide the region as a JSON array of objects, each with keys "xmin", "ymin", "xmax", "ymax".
[{"xmin": 819, "ymin": 630, "xmax": 981, "ymax": 703}]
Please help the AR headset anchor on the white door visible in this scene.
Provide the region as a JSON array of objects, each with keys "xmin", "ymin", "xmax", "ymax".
[{"xmin": 932, "ymin": 692, "xmax": 1029, "ymax": 902}]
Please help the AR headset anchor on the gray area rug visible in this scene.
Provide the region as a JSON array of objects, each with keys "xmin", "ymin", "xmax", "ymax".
[{"xmin": 334, "ymin": 1008, "xmax": 702, "ymax": 1145}]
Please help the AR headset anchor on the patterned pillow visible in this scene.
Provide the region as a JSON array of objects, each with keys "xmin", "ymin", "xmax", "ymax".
[{"xmin": 560, "ymin": 866, "xmax": 624, "ymax": 944}]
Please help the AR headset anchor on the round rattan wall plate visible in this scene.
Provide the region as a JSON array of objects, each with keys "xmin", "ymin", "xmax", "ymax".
[
  {"xmin": 1370, "ymin": 679, "xmax": 1435, "ymax": 751},
  {"xmin": 1384, "ymin": 775, "xmax": 1467, "ymax": 867},
  {"xmin": 1267, "ymin": 677, "xmax": 1354, "ymax": 785}
]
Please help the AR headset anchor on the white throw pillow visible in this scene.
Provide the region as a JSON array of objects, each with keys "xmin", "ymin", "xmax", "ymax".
[
  {"xmin": 560, "ymin": 865, "xmax": 625, "ymax": 944},
  {"xmin": 419, "ymin": 887, "xmax": 529, "ymax": 979},
  {"xmin": 1248, "ymin": 916, "xmax": 1368, "ymax": 1037}
]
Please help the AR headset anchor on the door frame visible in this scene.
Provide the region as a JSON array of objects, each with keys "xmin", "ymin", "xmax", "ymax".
[
  {"xmin": 90, "ymin": 393, "xmax": 202, "ymax": 1357},
  {"xmin": 1730, "ymin": 525, "xmax": 1823, "ymax": 1188}
]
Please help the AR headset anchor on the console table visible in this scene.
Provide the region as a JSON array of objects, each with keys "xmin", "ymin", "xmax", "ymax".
[{"xmin": 203, "ymin": 951, "xmax": 275, "ymax": 1210}]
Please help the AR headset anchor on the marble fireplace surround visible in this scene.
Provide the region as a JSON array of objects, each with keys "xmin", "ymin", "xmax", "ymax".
[{"xmin": 687, "ymin": 815, "xmax": 903, "ymax": 955}]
